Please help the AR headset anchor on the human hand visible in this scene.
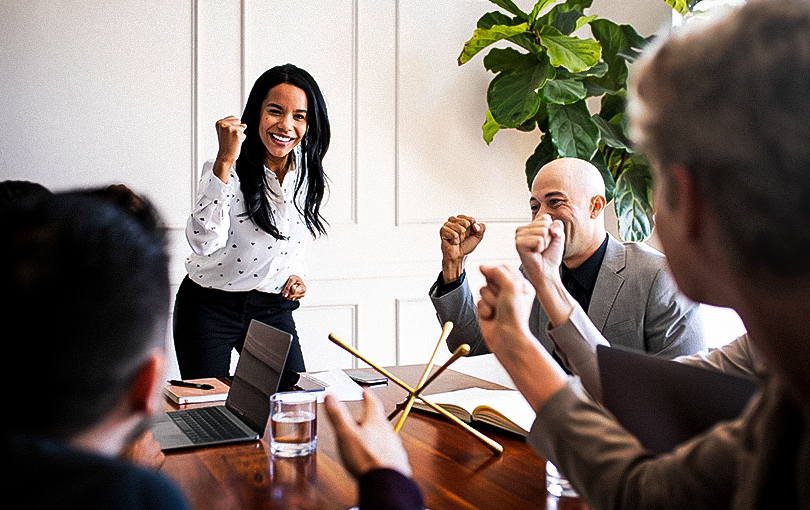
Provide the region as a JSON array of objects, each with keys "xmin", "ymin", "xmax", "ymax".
[
  {"xmin": 440, "ymin": 215, "xmax": 486, "ymax": 283},
  {"xmin": 282, "ymin": 275, "xmax": 306, "ymax": 301},
  {"xmin": 478, "ymin": 265, "xmax": 568, "ymax": 410},
  {"xmin": 515, "ymin": 214, "xmax": 565, "ymax": 291},
  {"xmin": 120, "ymin": 430, "xmax": 165, "ymax": 469},
  {"xmin": 325, "ymin": 391, "xmax": 412, "ymax": 478},
  {"xmin": 477, "ymin": 265, "xmax": 536, "ymax": 356},
  {"xmin": 213, "ymin": 116, "xmax": 247, "ymax": 182},
  {"xmin": 515, "ymin": 216, "xmax": 575, "ymax": 327}
]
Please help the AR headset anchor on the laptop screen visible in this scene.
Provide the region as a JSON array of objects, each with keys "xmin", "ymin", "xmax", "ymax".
[{"xmin": 225, "ymin": 320, "xmax": 292, "ymax": 433}]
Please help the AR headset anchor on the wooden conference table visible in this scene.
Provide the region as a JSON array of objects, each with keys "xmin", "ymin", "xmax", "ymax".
[{"xmin": 160, "ymin": 365, "xmax": 590, "ymax": 510}]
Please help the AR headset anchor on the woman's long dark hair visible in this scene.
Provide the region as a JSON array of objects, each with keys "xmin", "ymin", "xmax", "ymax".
[{"xmin": 237, "ymin": 64, "xmax": 330, "ymax": 239}]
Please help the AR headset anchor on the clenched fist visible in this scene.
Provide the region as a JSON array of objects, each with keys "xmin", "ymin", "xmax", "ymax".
[{"xmin": 439, "ymin": 215, "xmax": 486, "ymax": 284}]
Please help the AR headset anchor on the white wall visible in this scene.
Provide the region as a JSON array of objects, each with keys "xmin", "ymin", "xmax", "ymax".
[{"xmin": 1, "ymin": 1, "xmax": 740, "ymax": 386}]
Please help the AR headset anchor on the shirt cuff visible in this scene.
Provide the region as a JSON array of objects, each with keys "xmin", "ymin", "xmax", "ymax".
[
  {"xmin": 201, "ymin": 171, "xmax": 234, "ymax": 198},
  {"xmin": 547, "ymin": 304, "xmax": 609, "ymax": 400},
  {"xmin": 430, "ymin": 270, "xmax": 466, "ymax": 298}
]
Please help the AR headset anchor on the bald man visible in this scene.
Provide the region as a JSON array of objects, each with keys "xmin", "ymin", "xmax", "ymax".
[{"xmin": 429, "ymin": 157, "xmax": 706, "ymax": 367}]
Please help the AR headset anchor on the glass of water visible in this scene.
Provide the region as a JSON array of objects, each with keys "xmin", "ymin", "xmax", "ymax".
[
  {"xmin": 269, "ymin": 391, "xmax": 317, "ymax": 457},
  {"xmin": 546, "ymin": 460, "xmax": 579, "ymax": 498}
]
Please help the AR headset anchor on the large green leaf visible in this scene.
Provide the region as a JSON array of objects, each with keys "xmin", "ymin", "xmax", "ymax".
[
  {"xmin": 549, "ymin": 10, "xmax": 597, "ymax": 36},
  {"xmin": 614, "ymin": 163, "xmax": 654, "ymax": 241},
  {"xmin": 550, "ymin": 9, "xmax": 583, "ymax": 34},
  {"xmin": 599, "ymin": 91, "xmax": 626, "ymax": 122},
  {"xmin": 512, "ymin": 103, "xmax": 549, "ymax": 134},
  {"xmin": 604, "ymin": 145, "xmax": 628, "ymax": 179},
  {"xmin": 578, "ymin": 60, "xmax": 609, "ymax": 79},
  {"xmin": 492, "ymin": 0, "xmax": 530, "ymax": 21},
  {"xmin": 537, "ymin": 0, "xmax": 594, "ymax": 28},
  {"xmin": 591, "ymin": 150, "xmax": 616, "ymax": 203},
  {"xmin": 458, "ymin": 23, "xmax": 529, "ymax": 65},
  {"xmin": 592, "ymin": 114, "xmax": 629, "ymax": 149},
  {"xmin": 620, "ymin": 25, "xmax": 649, "ymax": 53},
  {"xmin": 525, "ymin": 133, "xmax": 557, "ymax": 188},
  {"xmin": 535, "ymin": 102, "xmax": 550, "ymax": 132},
  {"xmin": 536, "ymin": 25, "xmax": 601, "ymax": 73},
  {"xmin": 617, "ymin": 26, "xmax": 650, "ymax": 63},
  {"xmin": 465, "ymin": 0, "xmax": 657, "ymax": 241},
  {"xmin": 575, "ymin": 15, "xmax": 598, "ymax": 33},
  {"xmin": 548, "ymin": 101, "xmax": 600, "ymax": 160},
  {"xmin": 478, "ymin": 10, "xmax": 516, "ymax": 29},
  {"xmin": 482, "ymin": 110, "xmax": 501, "ymax": 145},
  {"xmin": 528, "ymin": 0, "xmax": 558, "ymax": 22},
  {"xmin": 583, "ymin": 79, "xmax": 621, "ymax": 97},
  {"xmin": 588, "ymin": 19, "xmax": 630, "ymax": 90},
  {"xmin": 483, "ymin": 47, "xmax": 537, "ymax": 74},
  {"xmin": 508, "ymin": 32, "xmax": 545, "ymax": 55},
  {"xmin": 487, "ymin": 63, "xmax": 551, "ymax": 127},
  {"xmin": 556, "ymin": 60, "xmax": 608, "ymax": 81},
  {"xmin": 541, "ymin": 78, "xmax": 587, "ymax": 104},
  {"xmin": 516, "ymin": 107, "xmax": 544, "ymax": 132}
]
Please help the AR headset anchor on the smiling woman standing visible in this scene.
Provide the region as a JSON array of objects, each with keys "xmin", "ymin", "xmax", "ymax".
[{"xmin": 173, "ymin": 64, "xmax": 330, "ymax": 390}]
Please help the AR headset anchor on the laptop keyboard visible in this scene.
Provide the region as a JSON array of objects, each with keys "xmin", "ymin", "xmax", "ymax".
[{"xmin": 169, "ymin": 406, "xmax": 252, "ymax": 444}]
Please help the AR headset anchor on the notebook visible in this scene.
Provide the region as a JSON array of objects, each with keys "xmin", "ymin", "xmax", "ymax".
[
  {"xmin": 163, "ymin": 378, "xmax": 230, "ymax": 405},
  {"xmin": 152, "ymin": 319, "xmax": 292, "ymax": 451},
  {"xmin": 598, "ymin": 344, "xmax": 758, "ymax": 454},
  {"xmin": 411, "ymin": 387, "xmax": 535, "ymax": 437}
]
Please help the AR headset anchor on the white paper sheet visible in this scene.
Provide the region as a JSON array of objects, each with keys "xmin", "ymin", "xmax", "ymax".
[{"xmin": 306, "ymin": 369, "xmax": 365, "ymax": 402}]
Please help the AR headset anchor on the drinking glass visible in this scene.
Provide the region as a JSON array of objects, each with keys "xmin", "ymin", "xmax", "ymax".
[
  {"xmin": 546, "ymin": 460, "xmax": 579, "ymax": 498},
  {"xmin": 269, "ymin": 391, "xmax": 317, "ymax": 457}
]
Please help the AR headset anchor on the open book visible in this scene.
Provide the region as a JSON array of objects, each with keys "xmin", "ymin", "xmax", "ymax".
[{"xmin": 412, "ymin": 387, "xmax": 535, "ymax": 437}]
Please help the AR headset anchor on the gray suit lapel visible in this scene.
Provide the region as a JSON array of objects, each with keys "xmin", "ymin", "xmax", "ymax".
[{"xmin": 587, "ymin": 235, "xmax": 626, "ymax": 332}]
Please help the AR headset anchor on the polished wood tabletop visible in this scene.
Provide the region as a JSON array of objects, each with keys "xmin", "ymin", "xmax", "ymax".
[{"xmin": 160, "ymin": 365, "xmax": 589, "ymax": 510}]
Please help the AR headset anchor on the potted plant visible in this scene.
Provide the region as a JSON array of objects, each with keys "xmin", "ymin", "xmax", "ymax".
[{"xmin": 458, "ymin": 0, "xmax": 696, "ymax": 241}]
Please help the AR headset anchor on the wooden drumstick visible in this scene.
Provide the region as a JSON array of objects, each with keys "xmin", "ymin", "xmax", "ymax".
[
  {"xmin": 388, "ymin": 343, "xmax": 470, "ymax": 420},
  {"xmin": 327, "ymin": 333, "xmax": 503, "ymax": 454},
  {"xmin": 394, "ymin": 322, "xmax": 453, "ymax": 432},
  {"xmin": 416, "ymin": 343, "xmax": 470, "ymax": 394}
]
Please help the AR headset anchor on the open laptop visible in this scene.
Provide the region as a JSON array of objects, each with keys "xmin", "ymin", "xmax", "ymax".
[
  {"xmin": 597, "ymin": 344, "xmax": 758, "ymax": 454},
  {"xmin": 153, "ymin": 319, "xmax": 292, "ymax": 451}
]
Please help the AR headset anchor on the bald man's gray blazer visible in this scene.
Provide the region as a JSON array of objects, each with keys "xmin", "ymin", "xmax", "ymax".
[{"xmin": 429, "ymin": 235, "xmax": 706, "ymax": 362}]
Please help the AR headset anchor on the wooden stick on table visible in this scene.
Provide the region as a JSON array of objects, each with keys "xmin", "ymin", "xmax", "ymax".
[
  {"xmin": 328, "ymin": 333, "xmax": 503, "ymax": 455},
  {"xmin": 393, "ymin": 322, "xmax": 453, "ymax": 432},
  {"xmin": 388, "ymin": 342, "xmax": 470, "ymax": 421},
  {"xmin": 418, "ymin": 343, "xmax": 470, "ymax": 392}
]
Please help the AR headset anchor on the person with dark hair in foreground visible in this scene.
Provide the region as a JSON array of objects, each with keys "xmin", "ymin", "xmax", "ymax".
[
  {"xmin": 0, "ymin": 179, "xmax": 51, "ymax": 211},
  {"xmin": 0, "ymin": 190, "xmax": 423, "ymax": 509},
  {"xmin": 475, "ymin": 1, "xmax": 810, "ymax": 508},
  {"xmin": 0, "ymin": 192, "xmax": 188, "ymax": 509}
]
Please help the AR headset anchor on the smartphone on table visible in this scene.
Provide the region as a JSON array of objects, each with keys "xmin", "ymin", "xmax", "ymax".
[{"xmin": 348, "ymin": 369, "xmax": 388, "ymax": 386}]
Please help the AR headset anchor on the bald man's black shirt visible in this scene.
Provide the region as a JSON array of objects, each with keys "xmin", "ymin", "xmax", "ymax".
[{"xmin": 560, "ymin": 234, "xmax": 609, "ymax": 313}]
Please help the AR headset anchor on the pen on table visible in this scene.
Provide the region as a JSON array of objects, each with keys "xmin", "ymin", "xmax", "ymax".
[{"xmin": 168, "ymin": 380, "xmax": 215, "ymax": 390}]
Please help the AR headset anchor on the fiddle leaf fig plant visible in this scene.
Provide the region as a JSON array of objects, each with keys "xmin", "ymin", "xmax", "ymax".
[{"xmin": 459, "ymin": 0, "xmax": 696, "ymax": 241}]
